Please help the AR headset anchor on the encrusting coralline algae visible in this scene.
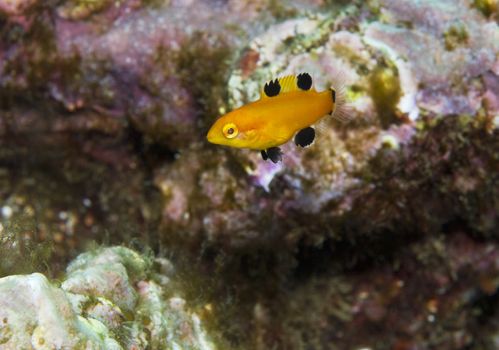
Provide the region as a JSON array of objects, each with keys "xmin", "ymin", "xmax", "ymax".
[{"xmin": 0, "ymin": 247, "xmax": 215, "ymax": 349}]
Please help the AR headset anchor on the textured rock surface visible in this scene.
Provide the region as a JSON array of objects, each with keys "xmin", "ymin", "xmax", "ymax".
[
  {"xmin": 155, "ymin": 0, "xmax": 498, "ymax": 248},
  {"xmin": 0, "ymin": 247, "xmax": 215, "ymax": 350},
  {"xmin": 366, "ymin": 0, "xmax": 498, "ymax": 117},
  {"xmin": 0, "ymin": 273, "xmax": 122, "ymax": 349},
  {"xmin": 0, "ymin": 0, "xmax": 37, "ymax": 16}
]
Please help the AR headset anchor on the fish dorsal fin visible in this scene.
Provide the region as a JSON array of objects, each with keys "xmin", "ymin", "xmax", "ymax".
[{"xmin": 260, "ymin": 73, "xmax": 313, "ymax": 99}]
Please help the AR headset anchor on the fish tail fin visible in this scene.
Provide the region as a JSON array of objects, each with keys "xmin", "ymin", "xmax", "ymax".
[{"xmin": 328, "ymin": 70, "xmax": 353, "ymax": 124}]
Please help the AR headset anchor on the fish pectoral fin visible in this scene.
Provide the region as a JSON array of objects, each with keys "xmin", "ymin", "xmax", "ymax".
[
  {"xmin": 263, "ymin": 147, "xmax": 283, "ymax": 163},
  {"xmin": 294, "ymin": 127, "xmax": 315, "ymax": 147}
]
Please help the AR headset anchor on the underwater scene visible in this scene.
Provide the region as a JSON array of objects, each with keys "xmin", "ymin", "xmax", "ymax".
[{"xmin": 0, "ymin": 0, "xmax": 498, "ymax": 349}]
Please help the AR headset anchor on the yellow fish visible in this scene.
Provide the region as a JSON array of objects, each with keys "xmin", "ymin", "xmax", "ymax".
[{"xmin": 207, "ymin": 73, "xmax": 338, "ymax": 163}]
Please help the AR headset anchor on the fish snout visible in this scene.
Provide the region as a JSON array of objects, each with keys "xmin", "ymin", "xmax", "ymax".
[{"xmin": 206, "ymin": 126, "xmax": 219, "ymax": 144}]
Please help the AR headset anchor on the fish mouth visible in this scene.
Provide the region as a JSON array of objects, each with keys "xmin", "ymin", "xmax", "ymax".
[{"xmin": 206, "ymin": 128, "xmax": 220, "ymax": 145}]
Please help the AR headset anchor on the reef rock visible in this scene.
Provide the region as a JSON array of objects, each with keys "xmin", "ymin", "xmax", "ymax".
[
  {"xmin": 366, "ymin": 0, "xmax": 498, "ymax": 117},
  {"xmin": 229, "ymin": 0, "xmax": 498, "ymax": 120},
  {"xmin": 0, "ymin": 1, "xmax": 498, "ymax": 349},
  {"xmin": 0, "ymin": 0, "xmax": 37, "ymax": 16},
  {"xmin": 0, "ymin": 273, "xmax": 121, "ymax": 349},
  {"xmin": 0, "ymin": 247, "xmax": 215, "ymax": 350}
]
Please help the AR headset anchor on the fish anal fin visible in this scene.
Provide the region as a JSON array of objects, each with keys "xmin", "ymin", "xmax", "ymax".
[
  {"xmin": 261, "ymin": 150, "xmax": 268, "ymax": 160},
  {"xmin": 264, "ymin": 147, "xmax": 282, "ymax": 163}
]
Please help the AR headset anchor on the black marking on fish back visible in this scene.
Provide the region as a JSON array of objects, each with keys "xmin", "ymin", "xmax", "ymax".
[
  {"xmin": 261, "ymin": 150, "xmax": 268, "ymax": 160},
  {"xmin": 297, "ymin": 73, "xmax": 312, "ymax": 91},
  {"xmin": 264, "ymin": 79, "xmax": 281, "ymax": 97},
  {"xmin": 294, "ymin": 127, "xmax": 315, "ymax": 147},
  {"xmin": 266, "ymin": 147, "xmax": 283, "ymax": 163},
  {"xmin": 331, "ymin": 88, "xmax": 336, "ymax": 103}
]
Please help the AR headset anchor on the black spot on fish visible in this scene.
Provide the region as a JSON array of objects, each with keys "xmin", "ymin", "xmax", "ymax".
[
  {"xmin": 264, "ymin": 79, "xmax": 281, "ymax": 97},
  {"xmin": 331, "ymin": 88, "xmax": 336, "ymax": 103},
  {"xmin": 261, "ymin": 150, "xmax": 268, "ymax": 160},
  {"xmin": 265, "ymin": 147, "xmax": 282, "ymax": 163},
  {"xmin": 294, "ymin": 127, "xmax": 315, "ymax": 147},
  {"xmin": 297, "ymin": 73, "xmax": 312, "ymax": 91}
]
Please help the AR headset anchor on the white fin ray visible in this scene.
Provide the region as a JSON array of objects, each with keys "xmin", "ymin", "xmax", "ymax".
[{"xmin": 329, "ymin": 71, "xmax": 353, "ymax": 124}]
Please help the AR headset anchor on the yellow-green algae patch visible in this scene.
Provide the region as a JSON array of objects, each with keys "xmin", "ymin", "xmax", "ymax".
[
  {"xmin": 473, "ymin": 0, "xmax": 498, "ymax": 18},
  {"xmin": 443, "ymin": 22, "xmax": 470, "ymax": 51},
  {"xmin": 57, "ymin": 0, "xmax": 113, "ymax": 20},
  {"xmin": 368, "ymin": 61, "xmax": 402, "ymax": 128}
]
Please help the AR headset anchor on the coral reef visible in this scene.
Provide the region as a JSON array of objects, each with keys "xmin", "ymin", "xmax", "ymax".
[
  {"xmin": 154, "ymin": 0, "xmax": 498, "ymax": 249},
  {"xmin": 0, "ymin": 0, "xmax": 37, "ymax": 16},
  {"xmin": 0, "ymin": 0, "xmax": 497, "ymax": 349},
  {"xmin": 0, "ymin": 273, "xmax": 122, "ymax": 349},
  {"xmin": 177, "ymin": 116, "xmax": 498, "ymax": 349},
  {"xmin": 0, "ymin": 247, "xmax": 214, "ymax": 349}
]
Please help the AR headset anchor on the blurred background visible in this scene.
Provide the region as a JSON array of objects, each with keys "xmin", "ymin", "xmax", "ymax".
[{"xmin": 0, "ymin": 0, "xmax": 498, "ymax": 349}]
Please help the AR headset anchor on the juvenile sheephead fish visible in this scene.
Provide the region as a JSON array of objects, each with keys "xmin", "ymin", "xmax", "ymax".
[{"xmin": 206, "ymin": 73, "xmax": 342, "ymax": 163}]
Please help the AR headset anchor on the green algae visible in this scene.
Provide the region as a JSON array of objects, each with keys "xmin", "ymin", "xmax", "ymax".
[
  {"xmin": 1, "ymin": 17, "xmax": 56, "ymax": 107},
  {"xmin": 1, "ymin": 13, "xmax": 83, "ymax": 111},
  {"xmin": 368, "ymin": 60, "xmax": 402, "ymax": 128},
  {"xmin": 357, "ymin": 116, "xmax": 498, "ymax": 238},
  {"xmin": 366, "ymin": 0, "xmax": 382, "ymax": 16},
  {"xmin": 141, "ymin": 0, "xmax": 168, "ymax": 8},
  {"xmin": 267, "ymin": 0, "xmax": 299, "ymax": 20},
  {"xmin": 133, "ymin": 33, "xmax": 233, "ymax": 146},
  {"xmin": 175, "ymin": 32, "xmax": 233, "ymax": 129},
  {"xmin": 0, "ymin": 222, "xmax": 54, "ymax": 278},
  {"xmin": 280, "ymin": 17, "xmax": 334, "ymax": 54},
  {"xmin": 0, "ymin": 140, "xmax": 164, "ymax": 277},
  {"xmin": 345, "ymin": 84, "xmax": 365, "ymax": 102},
  {"xmin": 57, "ymin": 0, "xmax": 113, "ymax": 20},
  {"xmin": 444, "ymin": 22, "xmax": 470, "ymax": 51},
  {"xmin": 473, "ymin": 0, "xmax": 498, "ymax": 18},
  {"xmin": 0, "ymin": 8, "xmax": 123, "ymax": 114}
]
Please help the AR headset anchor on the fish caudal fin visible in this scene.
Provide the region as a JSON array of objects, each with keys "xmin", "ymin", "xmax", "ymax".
[{"xmin": 328, "ymin": 72, "xmax": 353, "ymax": 124}]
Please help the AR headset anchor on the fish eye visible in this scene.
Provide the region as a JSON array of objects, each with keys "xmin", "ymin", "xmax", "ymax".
[{"xmin": 222, "ymin": 123, "xmax": 238, "ymax": 139}]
